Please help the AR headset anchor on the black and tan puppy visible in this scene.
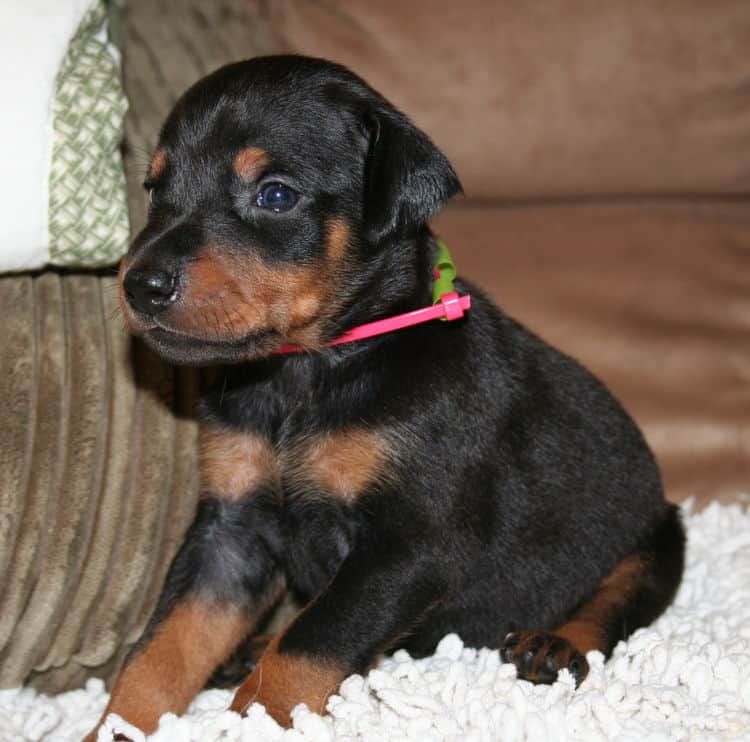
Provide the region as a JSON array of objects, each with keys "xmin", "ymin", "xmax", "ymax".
[{"xmin": 86, "ymin": 56, "xmax": 684, "ymax": 738}]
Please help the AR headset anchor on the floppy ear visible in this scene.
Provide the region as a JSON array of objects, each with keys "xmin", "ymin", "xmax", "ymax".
[{"xmin": 362, "ymin": 108, "xmax": 462, "ymax": 243}]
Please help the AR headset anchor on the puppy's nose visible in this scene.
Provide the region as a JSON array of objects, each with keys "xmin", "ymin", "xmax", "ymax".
[{"xmin": 124, "ymin": 268, "xmax": 177, "ymax": 315}]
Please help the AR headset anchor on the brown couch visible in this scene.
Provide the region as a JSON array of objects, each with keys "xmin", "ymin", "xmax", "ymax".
[{"xmin": 0, "ymin": 0, "xmax": 747, "ymax": 695}]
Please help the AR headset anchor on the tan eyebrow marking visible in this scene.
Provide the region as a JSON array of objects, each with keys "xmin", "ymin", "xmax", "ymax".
[
  {"xmin": 233, "ymin": 146, "xmax": 269, "ymax": 181},
  {"xmin": 149, "ymin": 148, "xmax": 167, "ymax": 180},
  {"xmin": 286, "ymin": 428, "xmax": 393, "ymax": 501}
]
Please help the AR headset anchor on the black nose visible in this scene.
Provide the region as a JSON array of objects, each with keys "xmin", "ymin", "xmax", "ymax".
[{"xmin": 123, "ymin": 268, "xmax": 177, "ymax": 315}]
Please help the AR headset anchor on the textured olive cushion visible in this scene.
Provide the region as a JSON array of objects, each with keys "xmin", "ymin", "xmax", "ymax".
[
  {"xmin": 0, "ymin": 0, "xmax": 129, "ymax": 272},
  {"xmin": 48, "ymin": 0, "xmax": 130, "ymax": 268},
  {"xmin": 269, "ymin": 0, "xmax": 750, "ymax": 200}
]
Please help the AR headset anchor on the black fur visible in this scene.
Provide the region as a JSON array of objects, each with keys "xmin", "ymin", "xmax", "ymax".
[{"xmin": 116, "ymin": 55, "xmax": 684, "ymax": 722}]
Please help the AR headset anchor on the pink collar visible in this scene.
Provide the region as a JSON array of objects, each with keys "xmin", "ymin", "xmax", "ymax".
[{"xmin": 275, "ymin": 291, "xmax": 471, "ymax": 354}]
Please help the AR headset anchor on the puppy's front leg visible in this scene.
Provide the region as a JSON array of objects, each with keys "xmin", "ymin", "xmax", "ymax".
[
  {"xmin": 230, "ymin": 543, "xmax": 444, "ymax": 726},
  {"xmin": 84, "ymin": 491, "xmax": 284, "ymax": 740}
]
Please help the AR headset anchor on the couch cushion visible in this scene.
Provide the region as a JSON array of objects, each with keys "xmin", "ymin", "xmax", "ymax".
[
  {"xmin": 0, "ymin": 272, "xmax": 200, "ymax": 693},
  {"xmin": 432, "ymin": 201, "xmax": 750, "ymax": 505},
  {"xmin": 270, "ymin": 0, "xmax": 750, "ymax": 200}
]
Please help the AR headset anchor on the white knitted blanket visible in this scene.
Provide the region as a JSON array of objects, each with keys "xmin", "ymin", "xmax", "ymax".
[{"xmin": 3, "ymin": 500, "xmax": 749, "ymax": 742}]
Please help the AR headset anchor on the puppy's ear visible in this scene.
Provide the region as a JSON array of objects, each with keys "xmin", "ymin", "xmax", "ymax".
[{"xmin": 362, "ymin": 109, "xmax": 462, "ymax": 243}]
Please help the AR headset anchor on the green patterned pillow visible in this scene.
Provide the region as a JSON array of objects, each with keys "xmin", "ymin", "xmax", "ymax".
[{"xmin": 48, "ymin": 0, "xmax": 129, "ymax": 268}]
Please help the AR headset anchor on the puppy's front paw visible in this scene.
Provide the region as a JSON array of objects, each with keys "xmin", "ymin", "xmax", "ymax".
[
  {"xmin": 500, "ymin": 630, "xmax": 588, "ymax": 687},
  {"xmin": 228, "ymin": 637, "xmax": 344, "ymax": 727}
]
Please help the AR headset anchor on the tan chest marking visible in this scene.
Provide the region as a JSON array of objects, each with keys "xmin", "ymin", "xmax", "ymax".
[
  {"xmin": 285, "ymin": 429, "xmax": 393, "ymax": 501},
  {"xmin": 201, "ymin": 427, "xmax": 280, "ymax": 500}
]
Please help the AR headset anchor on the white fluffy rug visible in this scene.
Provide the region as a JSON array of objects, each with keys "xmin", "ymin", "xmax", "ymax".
[{"xmin": 3, "ymin": 500, "xmax": 750, "ymax": 742}]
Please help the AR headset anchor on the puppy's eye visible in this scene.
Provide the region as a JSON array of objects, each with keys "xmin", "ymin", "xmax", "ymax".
[{"xmin": 256, "ymin": 182, "xmax": 298, "ymax": 213}]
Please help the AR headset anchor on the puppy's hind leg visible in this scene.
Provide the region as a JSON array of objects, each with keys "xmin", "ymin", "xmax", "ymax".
[{"xmin": 501, "ymin": 505, "xmax": 685, "ymax": 686}]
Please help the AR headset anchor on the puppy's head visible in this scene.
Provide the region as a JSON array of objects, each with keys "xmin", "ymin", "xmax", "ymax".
[{"xmin": 120, "ymin": 56, "xmax": 461, "ymax": 365}]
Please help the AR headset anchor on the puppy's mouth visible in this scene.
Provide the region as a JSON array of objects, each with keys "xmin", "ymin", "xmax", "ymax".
[
  {"xmin": 140, "ymin": 323, "xmax": 283, "ymax": 366},
  {"xmin": 119, "ymin": 272, "xmax": 290, "ymax": 364}
]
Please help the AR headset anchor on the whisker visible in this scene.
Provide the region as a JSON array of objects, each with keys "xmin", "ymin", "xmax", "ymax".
[
  {"xmin": 219, "ymin": 370, "xmax": 228, "ymax": 408},
  {"xmin": 108, "ymin": 302, "xmax": 124, "ymax": 321},
  {"xmin": 219, "ymin": 296, "xmax": 236, "ymax": 342},
  {"xmin": 212, "ymin": 305, "xmax": 224, "ymax": 343},
  {"xmin": 126, "ymin": 144, "xmax": 156, "ymax": 161}
]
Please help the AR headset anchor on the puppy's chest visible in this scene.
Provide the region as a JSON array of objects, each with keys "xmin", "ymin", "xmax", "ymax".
[{"xmin": 200, "ymin": 425, "xmax": 393, "ymax": 503}]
